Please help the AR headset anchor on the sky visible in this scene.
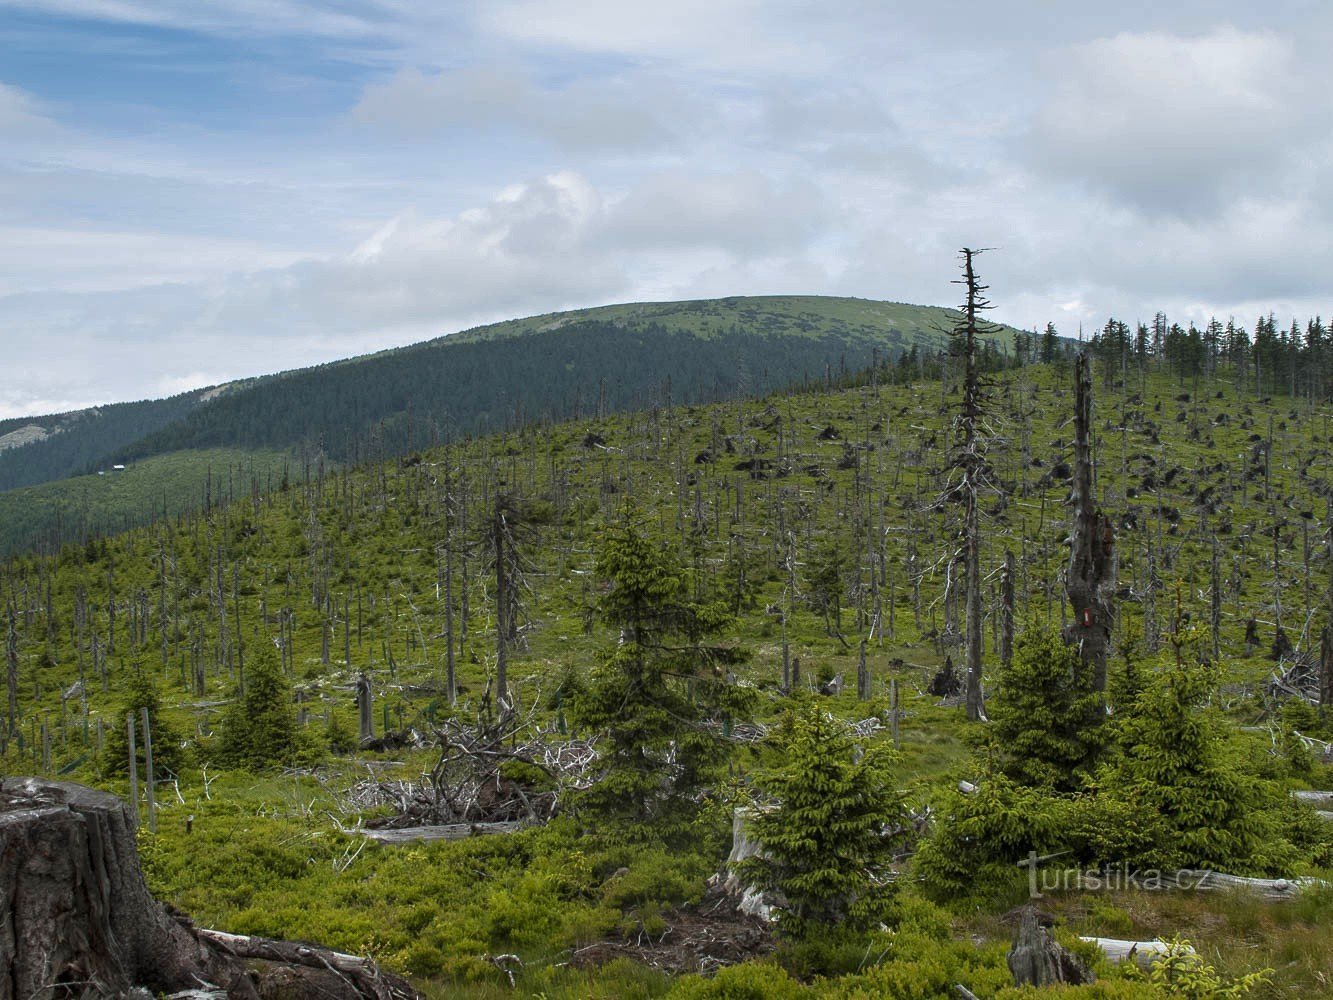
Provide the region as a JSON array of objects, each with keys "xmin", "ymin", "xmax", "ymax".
[{"xmin": 2, "ymin": 2, "xmax": 1332, "ymax": 417}]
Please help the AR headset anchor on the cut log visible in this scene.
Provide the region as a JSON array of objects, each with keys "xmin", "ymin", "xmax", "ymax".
[
  {"xmin": 0, "ymin": 777, "xmax": 421, "ymax": 1000},
  {"xmin": 1080, "ymin": 937, "xmax": 1184, "ymax": 968}
]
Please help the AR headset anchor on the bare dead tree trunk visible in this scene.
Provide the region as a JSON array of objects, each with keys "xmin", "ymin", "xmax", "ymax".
[
  {"xmin": 951, "ymin": 247, "xmax": 992, "ymax": 721},
  {"xmin": 1066, "ymin": 353, "xmax": 1115, "ymax": 693},
  {"xmin": 493, "ymin": 498, "xmax": 509, "ymax": 706},
  {"xmin": 1000, "ymin": 549, "xmax": 1015, "ymax": 673},
  {"xmin": 1321, "ymin": 624, "xmax": 1332, "ymax": 722},
  {"xmin": 5, "ymin": 602, "xmax": 17, "ymax": 743}
]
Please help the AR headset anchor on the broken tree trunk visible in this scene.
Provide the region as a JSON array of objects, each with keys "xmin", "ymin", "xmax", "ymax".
[
  {"xmin": 0, "ymin": 777, "xmax": 420, "ymax": 1000},
  {"xmin": 1066, "ymin": 353, "xmax": 1115, "ymax": 693}
]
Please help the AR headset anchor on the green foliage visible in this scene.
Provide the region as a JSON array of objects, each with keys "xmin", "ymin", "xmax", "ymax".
[
  {"xmin": 736, "ymin": 699, "xmax": 909, "ymax": 937},
  {"xmin": 987, "ymin": 625, "xmax": 1108, "ymax": 791},
  {"xmin": 666, "ymin": 962, "xmax": 806, "ymax": 999},
  {"xmin": 100, "ymin": 668, "xmax": 187, "ymax": 777},
  {"xmin": 213, "ymin": 647, "xmax": 303, "ymax": 771},
  {"xmin": 913, "ymin": 771, "xmax": 1068, "ymax": 899},
  {"xmin": 1126, "ymin": 937, "xmax": 1272, "ymax": 999},
  {"xmin": 1098, "ymin": 663, "xmax": 1290, "ymax": 874},
  {"xmin": 571, "ymin": 519, "xmax": 753, "ymax": 837}
]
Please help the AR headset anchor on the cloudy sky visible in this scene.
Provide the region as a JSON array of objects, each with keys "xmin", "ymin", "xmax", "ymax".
[{"xmin": 2, "ymin": 2, "xmax": 1331, "ymax": 417}]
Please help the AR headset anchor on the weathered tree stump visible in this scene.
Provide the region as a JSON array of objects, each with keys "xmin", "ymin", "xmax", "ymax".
[
  {"xmin": 1007, "ymin": 906, "xmax": 1094, "ymax": 987},
  {"xmin": 0, "ymin": 777, "xmax": 419, "ymax": 1000}
]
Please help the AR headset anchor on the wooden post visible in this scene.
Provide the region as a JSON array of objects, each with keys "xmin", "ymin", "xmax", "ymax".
[
  {"xmin": 126, "ymin": 713, "xmax": 139, "ymax": 830},
  {"xmin": 140, "ymin": 707, "xmax": 156, "ymax": 834}
]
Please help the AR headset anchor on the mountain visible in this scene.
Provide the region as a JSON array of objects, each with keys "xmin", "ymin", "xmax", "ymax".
[
  {"xmin": 0, "ymin": 295, "xmax": 1026, "ymax": 554},
  {"xmin": 109, "ymin": 295, "xmax": 1020, "ymax": 463}
]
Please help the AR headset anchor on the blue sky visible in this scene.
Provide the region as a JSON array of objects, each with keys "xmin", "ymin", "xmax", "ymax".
[{"xmin": 2, "ymin": 1, "xmax": 1332, "ymax": 416}]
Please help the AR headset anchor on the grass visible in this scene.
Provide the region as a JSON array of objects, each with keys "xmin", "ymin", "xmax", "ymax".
[{"xmin": 0, "ymin": 446, "xmax": 290, "ymax": 555}]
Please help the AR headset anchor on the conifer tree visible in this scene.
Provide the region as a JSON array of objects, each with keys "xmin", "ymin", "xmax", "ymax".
[
  {"xmin": 215, "ymin": 646, "xmax": 298, "ymax": 771},
  {"xmin": 735, "ymin": 699, "xmax": 908, "ymax": 937},
  {"xmin": 987, "ymin": 626, "xmax": 1106, "ymax": 791},
  {"xmin": 571, "ymin": 517, "xmax": 751, "ymax": 837}
]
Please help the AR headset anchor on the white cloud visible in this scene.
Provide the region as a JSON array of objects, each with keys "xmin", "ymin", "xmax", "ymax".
[
  {"xmin": 0, "ymin": 82, "xmax": 51, "ymax": 133},
  {"xmin": 1028, "ymin": 27, "xmax": 1311, "ymax": 214},
  {"xmin": 351, "ymin": 64, "xmax": 703, "ymax": 151}
]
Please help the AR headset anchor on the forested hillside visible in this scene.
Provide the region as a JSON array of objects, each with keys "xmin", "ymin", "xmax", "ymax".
[
  {"xmin": 1, "ymin": 296, "xmax": 1022, "ymax": 557},
  {"xmin": 0, "ymin": 387, "xmax": 230, "ymax": 492},
  {"xmin": 2, "ymin": 335, "xmax": 1331, "ymax": 997}
]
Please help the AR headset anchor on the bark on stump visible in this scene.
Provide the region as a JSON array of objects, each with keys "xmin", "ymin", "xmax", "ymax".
[{"xmin": 0, "ymin": 777, "xmax": 419, "ymax": 1000}]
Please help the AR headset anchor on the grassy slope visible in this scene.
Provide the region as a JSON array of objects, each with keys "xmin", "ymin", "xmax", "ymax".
[
  {"xmin": 0, "ymin": 448, "xmax": 290, "ymax": 555},
  {"xmin": 3, "ymin": 360, "xmax": 1331, "ymax": 997}
]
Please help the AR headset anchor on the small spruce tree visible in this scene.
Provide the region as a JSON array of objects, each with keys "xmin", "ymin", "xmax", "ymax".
[
  {"xmin": 987, "ymin": 625, "xmax": 1107, "ymax": 791},
  {"xmin": 214, "ymin": 647, "xmax": 299, "ymax": 771},
  {"xmin": 735, "ymin": 699, "xmax": 908, "ymax": 937},
  {"xmin": 571, "ymin": 518, "xmax": 752, "ymax": 838}
]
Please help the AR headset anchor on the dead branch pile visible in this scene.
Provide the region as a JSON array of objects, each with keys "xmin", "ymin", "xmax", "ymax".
[
  {"xmin": 1265, "ymin": 650, "xmax": 1321, "ymax": 706},
  {"xmin": 360, "ymin": 701, "xmax": 598, "ymax": 830}
]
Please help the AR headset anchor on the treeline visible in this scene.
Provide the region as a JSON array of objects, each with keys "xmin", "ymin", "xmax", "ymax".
[{"xmin": 1019, "ymin": 312, "xmax": 1333, "ymax": 400}]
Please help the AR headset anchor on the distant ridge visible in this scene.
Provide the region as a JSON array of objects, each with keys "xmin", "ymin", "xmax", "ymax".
[{"xmin": 0, "ymin": 294, "xmax": 1025, "ymax": 554}]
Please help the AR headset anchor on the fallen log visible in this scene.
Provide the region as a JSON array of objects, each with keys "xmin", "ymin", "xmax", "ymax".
[
  {"xmin": 360, "ymin": 821, "xmax": 525, "ymax": 843},
  {"xmin": 1172, "ymin": 869, "xmax": 1324, "ymax": 901},
  {"xmin": 1292, "ymin": 790, "xmax": 1333, "ymax": 808},
  {"xmin": 0, "ymin": 777, "xmax": 421, "ymax": 1000},
  {"xmin": 1080, "ymin": 937, "xmax": 1184, "ymax": 968},
  {"xmin": 196, "ymin": 929, "xmax": 412, "ymax": 999}
]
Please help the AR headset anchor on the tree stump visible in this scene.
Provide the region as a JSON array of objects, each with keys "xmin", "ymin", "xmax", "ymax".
[
  {"xmin": 1007, "ymin": 906, "xmax": 1094, "ymax": 987},
  {"xmin": 0, "ymin": 777, "xmax": 419, "ymax": 1000}
]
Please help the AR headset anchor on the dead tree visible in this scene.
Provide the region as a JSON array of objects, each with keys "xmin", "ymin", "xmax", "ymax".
[
  {"xmin": 1066, "ymin": 353, "xmax": 1116, "ymax": 693},
  {"xmin": 1321, "ymin": 624, "xmax": 1333, "ymax": 721},
  {"xmin": 1000, "ymin": 549, "xmax": 1015, "ymax": 672},
  {"xmin": 948, "ymin": 248, "xmax": 998, "ymax": 721},
  {"xmin": 1007, "ymin": 906, "xmax": 1094, "ymax": 987}
]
